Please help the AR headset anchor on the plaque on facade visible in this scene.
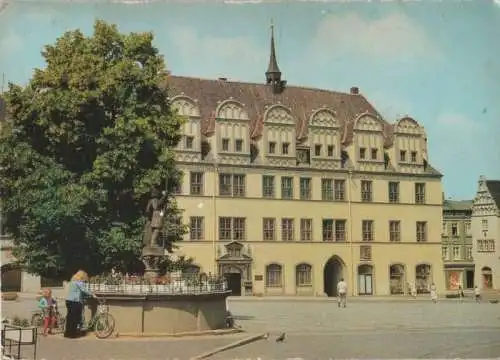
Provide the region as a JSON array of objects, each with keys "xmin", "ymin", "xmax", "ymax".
[{"xmin": 254, "ymin": 275, "xmax": 263, "ymax": 281}]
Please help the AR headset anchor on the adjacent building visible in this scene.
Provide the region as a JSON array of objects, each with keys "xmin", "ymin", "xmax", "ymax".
[
  {"xmin": 441, "ymin": 199, "xmax": 474, "ymax": 291},
  {"xmin": 472, "ymin": 176, "xmax": 500, "ymax": 291},
  {"xmin": 170, "ymin": 26, "xmax": 445, "ymax": 296}
]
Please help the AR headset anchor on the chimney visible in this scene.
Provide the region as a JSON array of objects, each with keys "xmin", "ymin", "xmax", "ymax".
[
  {"xmin": 350, "ymin": 86, "xmax": 359, "ymax": 95},
  {"xmin": 218, "ymin": 77, "xmax": 228, "ymax": 81}
]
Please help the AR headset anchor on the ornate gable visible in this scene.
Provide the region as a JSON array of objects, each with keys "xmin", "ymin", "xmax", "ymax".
[
  {"xmin": 216, "ymin": 100, "xmax": 249, "ymax": 121},
  {"xmin": 473, "ymin": 176, "xmax": 500, "ymax": 216},
  {"xmin": 217, "ymin": 241, "xmax": 252, "ymax": 261},
  {"xmin": 309, "ymin": 109, "xmax": 338, "ymax": 128},
  {"xmin": 353, "ymin": 112, "xmax": 384, "ymax": 132},
  {"xmin": 171, "ymin": 95, "xmax": 200, "ymax": 117},
  {"xmin": 264, "ymin": 104, "xmax": 295, "ymax": 126}
]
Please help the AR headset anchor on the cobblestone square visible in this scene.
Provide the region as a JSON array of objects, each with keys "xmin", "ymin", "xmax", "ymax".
[{"xmin": 2, "ymin": 297, "xmax": 500, "ymax": 359}]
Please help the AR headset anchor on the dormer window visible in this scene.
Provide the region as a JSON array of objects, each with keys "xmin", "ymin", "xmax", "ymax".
[
  {"xmin": 282, "ymin": 142, "xmax": 290, "ymax": 155},
  {"xmin": 359, "ymin": 147, "xmax": 366, "ymax": 160},
  {"xmin": 222, "ymin": 138, "xmax": 230, "ymax": 152},
  {"xmin": 314, "ymin": 144, "xmax": 322, "ymax": 156},
  {"xmin": 327, "ymin": 145, "xmax": 334, "ymax": 157},
  {"xmin": 371, "ymin": 148, "xmax": 378, "ymax": 160},
  {"xmin": 400, "ymin": 150, "xmax": 406, "ymax": 162},
  {"xmin": 268, "ymin": 141, "xmax": 276, "ymax": 154},
  {"xmin": 185, "ymin": 136, "xmax": 194, "ymax": 149},
  {"xmin": 235, "ymin": 139, "xmax": 243, "ymax": 152},
  {"xmin": 411, "ymin": 151, "xmax": 417, "ymax": 163}
]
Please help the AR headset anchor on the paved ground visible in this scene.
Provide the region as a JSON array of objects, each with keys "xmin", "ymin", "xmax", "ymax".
[{"xmin": 2, "ymin": 296, "xmax": 500, "ymax": 359}]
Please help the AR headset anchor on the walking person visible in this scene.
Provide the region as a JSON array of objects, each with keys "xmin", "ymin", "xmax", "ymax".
[
  {"xmin": 474, "ymin": 286, "xmax": 481, "ymax": 302},
  {"xmin": 430, "ymin": 282, "xmax": 438, "ymax": 303},
  {"xmin": 64, "ymin": 270, "xmax": 96, "ymax": 339},
  {"xmin": 410, "ymin": 283, "xmax": 417, "ymax": 298},
  {"xmin": 337, "ymin": 278, "xmax": 348, "ymax": 308}
]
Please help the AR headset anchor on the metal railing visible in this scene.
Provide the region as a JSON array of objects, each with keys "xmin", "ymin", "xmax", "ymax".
[
  {"xmin": 1, "ymin": 324, "xmax": 38, "ymax": 360},
  {"xmin": 87, "ymin": 273, "xmax": 228, "ymax": 295}
]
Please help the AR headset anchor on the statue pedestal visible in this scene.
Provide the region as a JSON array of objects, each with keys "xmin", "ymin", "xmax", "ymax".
[{"xmin": 141, "ymin": 246, "xmax": 165, "ymax": 280}]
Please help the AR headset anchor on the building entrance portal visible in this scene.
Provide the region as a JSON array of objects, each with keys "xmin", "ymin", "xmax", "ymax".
[
  {"xmin": 1, "ymin": 265, "xmax": 22, "ymax": 292},
  {"xmin": 226, "ymin": 272, "xmax": 242, "ymax": 296},
  {"xmin": 323, "ymin": 256, "xmax": 344, "ymax": 297}
]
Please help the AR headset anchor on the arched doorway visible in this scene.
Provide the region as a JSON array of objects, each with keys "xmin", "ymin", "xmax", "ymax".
[
  {"xmin": 415, "ymin": 264, "xmax": 432, "ymax": 294},
  {"xmin": 1, "ymin": 264, "xmax": 22, "ymax": 292},
  {"xmin": 389, "ymin": 264, "xmax": 405, "ymax": 295},
  {"xmin": 358, "ymin": 264, "xmax": 373, "ymax": 295},
  {"xmin": 323, "ymin": 256, "xmax": 344, "ymax": 297},
  {"xmin": 481, "ymin": 267, "xmax": 493, "ymax": 289}
]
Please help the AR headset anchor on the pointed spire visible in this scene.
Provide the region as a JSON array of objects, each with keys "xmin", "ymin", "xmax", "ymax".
[
  {"xmin": 266, "ymin": 20, "xmax": 281, "ymax": 78},
  {"xmin": 265, "ymin": 19, "xmax": 286, "ymax": 93}
]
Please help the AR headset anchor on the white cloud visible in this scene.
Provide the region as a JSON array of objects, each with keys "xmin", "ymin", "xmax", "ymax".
[
  {"xmin": 168, "ymin": 26, "xmax": 266, "ymax": 77},
  {"xmin": 311, "ymin": 12, "xmax": 441, "ymax": 61}
]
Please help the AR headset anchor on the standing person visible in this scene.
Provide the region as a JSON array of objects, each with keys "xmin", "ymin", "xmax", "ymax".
[
  {"xmin": 458, "ymin": 285, "xmax": 465, "ymax": 302},
  {"xmin": 430, "ymin": 282, "xmax": 438, "ymax": 303},
  {"xmin": 337, "ymin": 278, "xmax": 348, "ymax": 308},
  {"xmin": 410, "ymin": 283, "xmax": 417, "ymax": 298},
  {"xmin": 474, "ymin": 286, "xmax": 481, "ymax": 302},
  {"xmin": 38, "ymin": 288, "xmax": 57, "ymax": 336},
  {"xmin": 64, "ymin": 270, "xmax": 95, "ymax": 339}
]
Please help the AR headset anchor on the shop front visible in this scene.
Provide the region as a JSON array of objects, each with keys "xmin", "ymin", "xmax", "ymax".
[{"xmin": 445, "ymin": 264, "xmax": 475, "ymax": 291}]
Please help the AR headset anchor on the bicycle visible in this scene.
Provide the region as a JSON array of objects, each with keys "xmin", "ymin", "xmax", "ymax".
[
  {"xmin": 84, "ymin": 297, "xmax": 116, "ymax": 339},
  {"xmin": 31, "ymin": 305, "xmax": 65, "ymax": 334}
]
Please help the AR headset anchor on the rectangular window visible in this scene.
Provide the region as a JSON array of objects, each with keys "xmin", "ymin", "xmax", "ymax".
[
  {"xmin": 185, "ymin": 136, "xmax": 194, "ymax": 149},
  {"xmin": 296, "ymin": 264, "xmax": 312, "ymax": 287},
  {"xmin": 442, "ymin": 246, "xmax": 449, "ymax": 260},
  {"xmin": 222, "ymin": 138, "xmax": 230, "ymax": 152},
  {"xmin": 411, "ymin": 151, "xmax": 417, "ymax": 163},
  {"xmin": 219, "ymin": 174, "xmax": 245, "ymax": 197},
  {"xmin": 219, "ymin": 217, "xmax": 232, "ymax": 241},
  {"xmin": 388, "ymin": 182, "xmax": 399, "ymax": 203},
  {"xmin": 359, "ymin": 147, "xmax": 366, "ymax": 159},
  {"xmin": 235, "ymin": 139, "xmax": 243, "ymax": 152},
  {"xmin": 281, "ymin": 177, "xmax": 294, "ymax": 199},
  {"xmin": 300, "ymin": 218, "xmax": 312, "ymax": 241},
  {"xmin": 400, "ymin": 150, "xmax": 407, "ymax": 162},
  {"xmin": 189, "ymin": 217, "xmax": 204, "ymax": 241},
  {"xmin": 327, "ymin": 145, "xmax": 334, "ymax": 157},
  {"xmin": 314, "ymin": 144, "xmax": 322, "ymax": 156},
  {"xmin": 362, "ymin": 220, "xmax": 374, "ymax": 241},
  {"xmin": 299, "ymin": 177, "xmax": 312, "ymax": 200},
  {"xmin": 389, "ymin": 221, "xmax": 401, "ymax": 242},
  {"xmin": 465, "ymin": 221, "xmax": 471, "ymax": 235},
  {"xmin": 453, "ymin": 246, "xmax": 461, "ymax": 260},
  {"xmin": 361, "ymin": 180, "xmax": 373, "ymax": 202},
  {"xmin": 281, "ymin": 218, "xmax": 295, "ymax": 241},
  {"xmin": 371, "ymin": 148, "xmax": 378, "ymax": 160},
  {"xmin": 416, "ymin": 221, "xmax": 427, "ymax": 242},
  {"xmin": 233, "ymin": 218, "xmax": 246, "ymax": 241},
  {"xmin": 451, "ymin": 223, "xmax": 458, "ymax": 237},
  {"xmin": 466, "ymin": 247, "xmax": 473, "ymax": 260},
  {"xmin": 268, "ymin": 141, "xmax": 276, "ymax": 154},
  {"xmin": 322, "ymin": 219, "xmax": 334, "ymax": 242},
  {"xmin": 334, "ymin": 180, "xmax": 345, "ymax": 201},
  {"xmin": 415, "ymin": 183, "xmax": 426, "ymax": 204},
  {"xmin": 321, "ymin": 179, "xmax": 334, "ymax": 201},
  {"xmin": 262, "ymin": 175, "xmax": 275, "ymax": 198},
  {"xmin": 233, "ymin": 174, "xmax": 246, "ymax": 197},
  {"xmin": 282, "ymin": 142, "xmax": 290, "ymax": 155},
  {"xmin": 189, "ymin": 172, "xmax": 204, "ymax": 195},
  {"xmin": 219, "ymin": 174, "xmax": 232, "ymax": 196},
  {"xmin": 263, "ymin": 218, "xmax": 276, "ymax": 241},
  {"xmin": 335, "ymin": 220, "xmax": 346, "ymax": 242}
]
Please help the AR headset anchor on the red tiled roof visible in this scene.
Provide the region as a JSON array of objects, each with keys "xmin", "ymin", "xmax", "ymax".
[{"xmin": 165, "ymin": 75, "xmax": 395, "ymax": 147}]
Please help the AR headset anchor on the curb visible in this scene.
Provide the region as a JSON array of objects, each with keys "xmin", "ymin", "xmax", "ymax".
[
  {"xmin": 116, "ymin": 328, "xmax": 244, "ymax": 339},
  {"xmin": 190, "ymin": 332, "xmax": 267, "ymax": 360}
]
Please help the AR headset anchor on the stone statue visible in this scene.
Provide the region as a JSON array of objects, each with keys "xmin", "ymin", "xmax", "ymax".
[{"xmin": 143, "ymin": 188, "xmax": 168, "ymax": 248}]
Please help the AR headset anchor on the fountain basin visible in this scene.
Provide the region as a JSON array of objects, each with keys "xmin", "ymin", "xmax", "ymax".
[{"xmin": 85, "ymin": 291, "xmax": 231, "ymax": 335}]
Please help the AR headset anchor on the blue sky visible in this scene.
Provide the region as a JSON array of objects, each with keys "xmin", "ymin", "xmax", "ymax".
[{"xmin": 1, "ymin": 0, "xmax": 499, "ymax": 199}]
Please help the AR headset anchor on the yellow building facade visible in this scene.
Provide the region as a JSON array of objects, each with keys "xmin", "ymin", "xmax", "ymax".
[{"xmin": 167, "ymin": 28, "xmax": 444, "ymax": 297}]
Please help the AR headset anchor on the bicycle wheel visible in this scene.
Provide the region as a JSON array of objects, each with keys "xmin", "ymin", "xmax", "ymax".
[
  {"xmin": 57, "ymin": 315, "xmax": 66, "ymax": 334},
  {"xmin": 94, "ymin": 313, "xmax": 115, "ymax": 339},
  {"xmin": 31, "ymin": 314, "xmax": 43, "ymax": 329}
]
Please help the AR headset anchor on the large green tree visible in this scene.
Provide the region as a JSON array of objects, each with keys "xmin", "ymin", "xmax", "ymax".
[{"xmin": 0, "ymin": 20, "xmax": 186, "ymax": 279}]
